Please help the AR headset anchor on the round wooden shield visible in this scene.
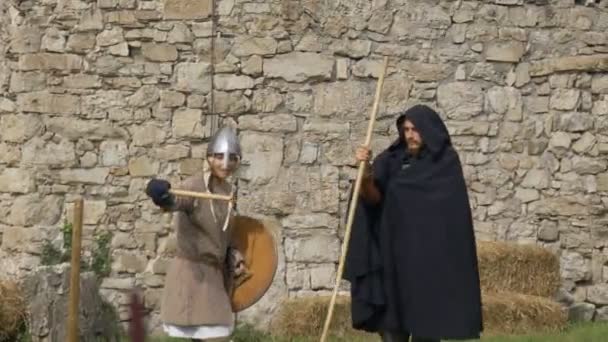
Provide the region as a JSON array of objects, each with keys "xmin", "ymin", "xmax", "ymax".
[{"xmin": 230, "ymin": 215, "xmax": 278, "ymax": 312}]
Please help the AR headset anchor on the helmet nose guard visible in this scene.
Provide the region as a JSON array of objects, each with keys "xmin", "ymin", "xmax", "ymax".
[{"xmin": 207, "ymin": 126, "xmax": 242, "ymax": 169}]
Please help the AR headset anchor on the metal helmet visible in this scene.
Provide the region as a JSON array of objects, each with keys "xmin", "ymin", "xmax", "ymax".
[{"xmin": 207, "ymin": 126, "xmax": 242, "ymax": 169}]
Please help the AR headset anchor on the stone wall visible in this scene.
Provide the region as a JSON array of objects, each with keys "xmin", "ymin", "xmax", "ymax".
[{"xmin": 1, "ymin": 0, "xmax": 608, "ymax": 333}]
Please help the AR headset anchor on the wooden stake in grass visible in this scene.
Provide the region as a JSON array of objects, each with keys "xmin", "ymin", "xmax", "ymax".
[
  {"xmin": 170, "ymin": 189, "xmax": 233, "ymax": 202},
  {"xmin": 68, "ymin": 198, "xmax": 84, "ymax": 342},
  {"xmin": 320, "ymin": 56, "xmax": 389, "ymax": 342}
]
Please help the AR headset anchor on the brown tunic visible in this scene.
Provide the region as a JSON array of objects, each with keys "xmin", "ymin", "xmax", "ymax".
[{"xmin": 160, "ymin": 172, "xmax": 236, "ymax": 326}]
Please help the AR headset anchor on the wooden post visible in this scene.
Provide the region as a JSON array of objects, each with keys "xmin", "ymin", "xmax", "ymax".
[
  {"xmin": 68, "ymin": 198, "xmax": 84, "ymax": 342},
  {"xmin": 319, "ymin": 57, "xmax": 389, "ymax": 342}
]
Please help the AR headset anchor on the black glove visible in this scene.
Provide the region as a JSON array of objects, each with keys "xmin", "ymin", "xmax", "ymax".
[{"xmin": 145, "ymin": 178, "xmax": 174, "ymax": 208}]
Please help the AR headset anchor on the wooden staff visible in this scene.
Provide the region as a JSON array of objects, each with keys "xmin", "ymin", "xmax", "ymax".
[
  {"xmin": 320, "ymin": 56, "xmax": 389, "ymax": 342},
  {"xmin": 68, "ymin": 198, "xmax": 84, "ymax": 342},
  {"xmin": 169, "ymin": 189, "xmax": 233, "ymax": 202}
]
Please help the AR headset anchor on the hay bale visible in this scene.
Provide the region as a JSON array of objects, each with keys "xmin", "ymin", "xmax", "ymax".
[
  {"xmin": 0, "ymin": 281, "xmax": 27, "ymax": 341},
  {"xmin": 481, "ymin": 290, "xmax": 568, "ymax": 336},
  {"xmin": 477, "ymin": 241, "xmax": 561, "ymax": 298},
  {"xmin": 270, "ymin": 292, "xmax": 567, "ymax": 339},
  {"xmin": 270, "ymin": 295, "xmax": 378, "ymax": 340}
]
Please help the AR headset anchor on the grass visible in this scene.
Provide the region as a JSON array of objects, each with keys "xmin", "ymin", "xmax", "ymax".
[{"xmin": 135, "ymin": 322, "xmax": 608, "ymax": 342}]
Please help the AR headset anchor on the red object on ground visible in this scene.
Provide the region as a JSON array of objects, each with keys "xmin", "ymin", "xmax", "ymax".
[{"xmin": 128, "ymin": 290, "xmax": 145, "ymax": 342}]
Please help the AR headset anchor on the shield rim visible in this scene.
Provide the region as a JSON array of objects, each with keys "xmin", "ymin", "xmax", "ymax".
[{"xmin": 230, "ymin": 215, "xmax": 279, "ymax": 312}]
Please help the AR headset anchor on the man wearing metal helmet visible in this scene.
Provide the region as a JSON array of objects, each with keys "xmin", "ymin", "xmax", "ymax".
[{"xmin": 145, "ymin": 126, "xmax": 245, "ymax": 341}]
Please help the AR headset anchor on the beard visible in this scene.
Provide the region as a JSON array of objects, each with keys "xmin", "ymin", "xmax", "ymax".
[{"xmin": 407, "ymin": 141, "xmax": 421, "ymax": 155}]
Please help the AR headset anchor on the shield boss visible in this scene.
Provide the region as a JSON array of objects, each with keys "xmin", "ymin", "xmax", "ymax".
[{"xmin": 230, "ymin": 215, "xmax": 278, "ymax": 312}]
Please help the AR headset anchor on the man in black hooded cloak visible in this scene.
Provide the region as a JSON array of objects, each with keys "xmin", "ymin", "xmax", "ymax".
[{"xmin": 343, "ymin": 104, "xmax": 483, "ymax": 342}]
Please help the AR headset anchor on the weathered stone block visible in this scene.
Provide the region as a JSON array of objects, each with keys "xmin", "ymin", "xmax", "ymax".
[
  {"xmin": 17, "ymin": 92, "xmax": 80, "ymax": 115},
  {"xmin": 153, "ymin": 145, "xmax": 190, "ymax": 162},
  {"xmin": 191, "ymin": 22, "xmax": 212, "ymax": 38},
  {"xmin": 1, "ymin": 227, "xmax": 42, "ymax": 253},
  {"xmin": 568, "ymin": 302, "xmax": 596, "ymax": 322},
  {"xmin": 128, "ymin": 156, "xmax": 160, "ymax": 177},
  {"xmin": 18, "ymin": 53, "xmax": 83, "ymax": 71},
  {"xmin": 167, "ymin": 23, "xmax": 194, "ymax": 43},
  {"xmin": 284, "ymin": 233, "xmax": 340, "ymax": 263},
  {"xmin": 550, "ymin": 89, "xmax": 581, "ymax": 111},
  {"xmin": 45, "ymin": 117, "xmax": 129, "ymax": 141},
  {"xmin": 162, "ymin": 0, "xmax": 212, "ymax": 19},
  {"xmin": 486, "ymin": 86, "xmax": 523, "ymax": 121},
  {"xmin": 213, "ymin": 91, "xmax": 251, "ymax": 115},
  {"xmin": 22, "ymin": 138, "xmax": 76, "ymax": 167},
  {"xmin": 175, "ymin": 62, "xmax": 211, "ymax": 93},
  {"xmin": 239, "ymin": 114, "xmax": 297, "ymax": 133},
  {"xmin": 572, "ymin": 156, "xmax": 607, "ymax": 175},
  {"xmin": 250, "ymin": 90, "xmax": 282, "ymax": 113},
  {"xmin": 242, "ymin": 56, "xmax": 263, "ymax": 77},
  {"xmin": 172, "ymin": 108, "xmax": 205, "ymax": 139},
  {"xmin": 76, "ymin": 8, "xmax": 104, "ymax": 31},
  {"xmin": 0, "ymin": 143, "xmax": 21, "ymax": 165},
  {"xmin": 313, "ymin": 81, "xmax": 373, "ymax": 118},
  {"xmin": 0, "ymin": 169, "xmax": 35, "ymax": 193},
  {"xmin": 538, "ymin": 220, "xmax": 559, "ymax": 242},
  {"xmin": 529, "ymin": 54, "xmax": 608, "ymax": 77},
  {"xmin": 573, "ymin": 133, "xmax": 597, "ymax": 155},
  {"xmin": 592, "ymin": 75, "xmax": 608, "ymax": 94},
  {"xmin": 9, "ymin": 71, "xmax": 46, "ymax": 93},
  {"xmin": 332, "ymin": 39, "xmax": 372, "ymax": 59},
  {"xmin": 299, "ymin": 142, "xmax": 318, "ymax": 164},
  {"xmin": 561, "ymin": 251, "xmax": 591, "ymax": 282},
  {"xmin": 63, "ymin": 74, "xmax": 102, "ymax": 89},
  {"xmin": 351, "ymin": 59, "xmax": 385, "ymax": 79},
  {"xmin": 286, "ymin": 263, "xmax": 310, "ymax": 290},
  {"xmin": 67, "ymin": 33, "xmax": 97, "ymax": 52},
  {"xmin": 310, "ymin": 264, "xmax": 336, "ymax": 290},
  {"xmin": 59, "ymin": 168, "xmax": 110, "ymax": 185},
  {"xmin": 596, "ymin": 173, "xmax": 608, "ymax": 192},
  {"xmin": 515, "ymin": 188, "xmax": 540, "ymax": 203},
  {"xmin": 142, "ymin": 43, "xmax": 178, "ymax": 62},
  {"xmin": 100, "ymin": 140, "xmax": 128, "ymax": 166},
  {"xmin": 128, "ymin": 85, "xmax": 160, "ymax": 107},
  {"xmin": 587, "ymin": 285, "xmax": 608, "ymax": 305},
  {"xmin": 113, "ymin": 251, "xmax": 148, "ymax": 273},
  {"xmin": 282, "ymin": 213, "xmax": 338, "ymax": 230},
  {"xmin": 160, "ymin": 91, "xmax": 185, "ymax": 108},
  {"xmin": 522, "ymin": 169, "xmax": 551, "ymax": 189},
  {"xmin": 7, "ymin": 194, "xmax": 62, "ymax": 227},
  {"xmin": 485, "ymin": 41, "xmax": 525, "ymax": 62},
  {"xmin": 240, "ymin": 132, "xmax": 284, "ymax": 185},
  {"xmin": 265, "ymin": 52, "xmax": 334, "ymax": 83},
  {"xmin": 557, "ymin": 113, "xmax": 594, "ymax": 132},
  {"xmin": 526, "ymin": 96, "xmax": 549, "ymax": 113},
  {"xmin": 214, "ymin": 75, "xmax": 255, "ymax": 91},
  {"xmin": 232, "ymin": 36, "xmax": 278, "ymax": 57},
  {"xmin": 549, "ymin": 132, "xmax": 571, "ymax": 155},
  {"xmin": 0, "ymin": 114, "xmax": 43, "ymax": 142},
  {"xmin": 41, "ymin": 27, "xmax": 66, "ymax": 52},
  {"xmin": 179, "ymin": 158, "xmax": 205, "ymax": 175},
  {"xmin": 437, "ymin": 82, "xmax": 484, "ymax": 120}
]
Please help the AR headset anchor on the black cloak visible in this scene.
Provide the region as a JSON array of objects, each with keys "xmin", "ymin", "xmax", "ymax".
[{"xmin": 343, "ymin": 105, "xmax": 483, "ymax": 340}]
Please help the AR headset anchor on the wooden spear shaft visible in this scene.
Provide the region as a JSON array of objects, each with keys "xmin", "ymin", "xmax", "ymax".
[
  {"xmin": 169, "ymin": 189, "xmax": 233, "ymax": 202},
  {"xmin": 319, "ymin": 56, "xmax": 389, "ymax": 342},
  {"xmin": 68, "ymin": 198, "xmax": 84, "ymax": 342}
]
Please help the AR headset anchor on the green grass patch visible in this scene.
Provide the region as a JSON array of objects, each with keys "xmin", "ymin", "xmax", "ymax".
[{"xmin": 137, "ymin": 322, "xmax": 608, "ymax": 342}]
